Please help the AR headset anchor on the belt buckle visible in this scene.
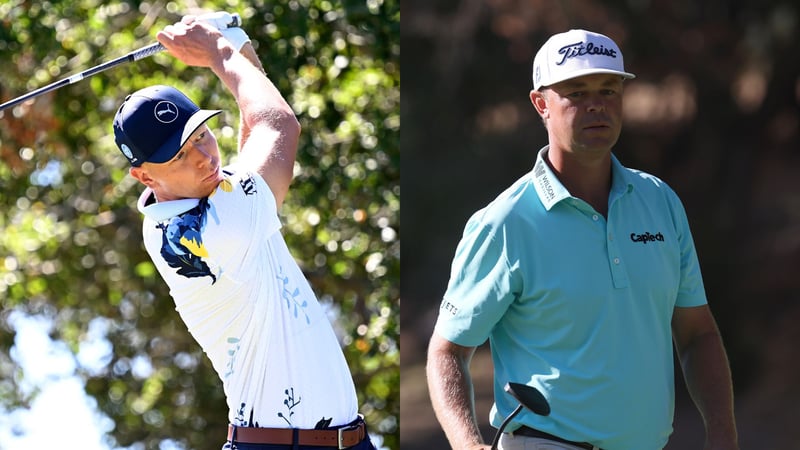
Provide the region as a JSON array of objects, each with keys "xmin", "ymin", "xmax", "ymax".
[{"xmin": 338, "ymin": 427, "xmax": 346, "ymax": 449}]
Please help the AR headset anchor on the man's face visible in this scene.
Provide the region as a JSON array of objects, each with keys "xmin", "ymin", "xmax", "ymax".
[
  {"xmin": 131, "ymin": 124, "xmax": 223, "ymax": 201},
  {"xmin": 532, "ymin": 73, "xmax": 625, "ymax": 157}
]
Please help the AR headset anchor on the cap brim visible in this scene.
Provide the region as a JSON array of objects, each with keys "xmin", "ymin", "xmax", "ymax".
[
  {"xmin": 146, "ymin": 109, "xmax": 222, "ymax": 164},
  {"xmin": 538, "ymin": 69, "xmax": 636, "ymax": 90}
]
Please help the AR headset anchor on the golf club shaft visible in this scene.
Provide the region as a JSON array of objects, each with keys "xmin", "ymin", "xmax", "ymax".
[
  {"xmin": 0, "ymin": 42, "xmax": 164, "ymax": 113},
  {"xmin": 0, "ymin": 13, "xmax": 241, "ymax": 113},
  {"xmin": 490, "ymin": 404, "xmax": 523, "ymax": 450}
]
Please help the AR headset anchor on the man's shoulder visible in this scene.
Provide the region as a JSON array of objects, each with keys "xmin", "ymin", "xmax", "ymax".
[
  {"xmin": 464, "ymin": 171, "xmax": 539, "ymax": 230},
  {"xmin": 220, "ymin": 165, "xmax": 262, "ymax": 191},
  {"xmin": 204, "ymin": 165, "xmax": 273, "ymax": 208},
  {"xmin": 625, "ymin": 166, "xmax": 668, "ymax": 188},
  {"xmin": 618, "ymin": 163, "xmax": 680, "ymax": 201},
  {"xmin": 614, "ymin": 163, "xmax": 688, "ymax": 222}
]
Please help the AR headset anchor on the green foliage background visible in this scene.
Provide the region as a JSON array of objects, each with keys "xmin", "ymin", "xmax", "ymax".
[{"xmin": 0, "ymin": 0, "xmax": 399, "ymax": 449}]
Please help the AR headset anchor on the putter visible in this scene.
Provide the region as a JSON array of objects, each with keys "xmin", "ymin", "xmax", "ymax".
[
  {"xmin": 490, "ymin": 382, "xmax": 551, "ymax": 450},
  {"xmin": 0, "ymin": 13, "xmax": 241, "ymax": 113}
]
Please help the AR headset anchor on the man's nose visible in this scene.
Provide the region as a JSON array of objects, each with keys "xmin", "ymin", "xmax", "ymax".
[
  {"xmin": 192, "ymin": 146, "xmax": 215, "ymax": 166},
  {"xmin": 586, "ymin": 95, "xmax": 606, "ymax": 112}
]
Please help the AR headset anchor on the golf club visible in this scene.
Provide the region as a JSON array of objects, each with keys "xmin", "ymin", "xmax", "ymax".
[
  {"xmin": 0, "ymin": 13, "xmax": 242, "ymax": 113},
  {"xmin": 490, "ymin": 382, "xmax": 551, "ymax": 450}
]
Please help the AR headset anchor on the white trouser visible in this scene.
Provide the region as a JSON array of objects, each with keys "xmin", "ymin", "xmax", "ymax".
[{"xmin": 498, "ymin": 433, "xmax": 600, "ymax": 450}]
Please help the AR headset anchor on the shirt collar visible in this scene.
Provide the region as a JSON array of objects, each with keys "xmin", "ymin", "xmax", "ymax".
[
  {"xmin": 532, "ymin": 146, "xmax": 571, "ymax": 210},
  {"xmin": 532, "ymin": 146, "xmax": 634, "ymax": 211},
  {"xmin": 137, "ymin": 187, "xmax": 200, "ymax": 222},
  {"xmin": 609, "ymin": 152, "xmax": 635, "ymax": 200}
]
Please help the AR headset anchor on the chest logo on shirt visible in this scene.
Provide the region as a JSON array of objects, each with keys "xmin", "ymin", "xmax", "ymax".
[
  {"xmin": 158, "ymin": 196, "xmax": 218, "ymax": 283},
  {"xmin": 630, "ymin": 231, "xmax": 665, "ymax": 245}
]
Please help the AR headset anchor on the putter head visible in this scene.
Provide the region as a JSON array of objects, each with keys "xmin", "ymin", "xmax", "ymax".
[{"xmin": 504, "ymin": 382, "xmax": 551, "ymax": 416}]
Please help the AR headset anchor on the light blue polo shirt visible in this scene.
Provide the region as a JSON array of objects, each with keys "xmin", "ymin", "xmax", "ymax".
[{"xmin": 434, "ymin": 146, "xmax": 708, "ymax": 450}]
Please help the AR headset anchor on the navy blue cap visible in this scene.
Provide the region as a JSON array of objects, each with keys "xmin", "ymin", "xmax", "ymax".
[{"xmin": 113, "ymin": 85, "xmax": 221, "ymax": 166}]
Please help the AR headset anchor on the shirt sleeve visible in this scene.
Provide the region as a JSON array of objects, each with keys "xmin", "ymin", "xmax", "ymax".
[
  {"xmin": 434, "ymin": 209, "xmax": 520, "ymax": 347},
  {"xmin": 668, "ymin": 189, "xmax": 708, "ymax": 308}
]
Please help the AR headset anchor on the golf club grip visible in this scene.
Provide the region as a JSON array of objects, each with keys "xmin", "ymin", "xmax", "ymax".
[
  {"xmin": 129, "ymin": 12, "xmax": 242, "ymax": 62},
  {"xmin": 131, "ymin": 42, "xmax": 165, "ymax": 61},
  {"xmin": 124, "ymin": 12, "xmax": 242, "ymax": 63}
]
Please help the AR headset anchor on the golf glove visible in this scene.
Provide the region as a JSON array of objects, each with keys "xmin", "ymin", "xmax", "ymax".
[{"xmin": 193, "ymin": 11, "xmax": 251, "ymax": 52}]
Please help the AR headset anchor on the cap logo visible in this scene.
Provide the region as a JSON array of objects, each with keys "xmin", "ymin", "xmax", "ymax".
[
  {"xmin": 556, "ymin": 41, "xmax": 617, "ymax": 65},
  {"xmin": 154, "ymin": 101, "xmax": 179, "ymax": 124},
  {"xmin": 120, "ymin": 143, "xmax": 136, "ymax": 163}
]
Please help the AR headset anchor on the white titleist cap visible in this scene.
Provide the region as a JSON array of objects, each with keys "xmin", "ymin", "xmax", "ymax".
[{"xmin": 532, "ymin": 29, "xmax": 635, "ymax": 90}]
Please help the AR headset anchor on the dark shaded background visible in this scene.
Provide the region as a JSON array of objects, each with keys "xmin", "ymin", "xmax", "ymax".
[{"xmin": 400, "ymin": 0, "xmax": 800, "ymax": 448}]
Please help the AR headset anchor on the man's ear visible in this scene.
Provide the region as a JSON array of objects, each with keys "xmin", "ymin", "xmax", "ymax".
[
  {"xmin": 130, "ymin": 166, "xmax": 155, "ymax": 188},
  {"xmin": 530, "ymin": 89, "xmax": 548, "ymax": 118}
]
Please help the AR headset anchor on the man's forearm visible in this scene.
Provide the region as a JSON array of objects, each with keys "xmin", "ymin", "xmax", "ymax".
[
  {"xmin": 679, "ymin": 331, "xmax": 739, "ymax": 448},
  {"xmin": 427, "ymin": 338, "xmax": 488, "ymax": 450},
  {"xmin": 240, "ymin": 42, "xmax": 267, "ymax": 75},
  {"xmin": 209, "ymin": 41, "xmax": 296, "ymax": 134},
  {"xmin": 233, "ymin": 42, "xmax": 268, "ymax": 150},
  {"xmin": 209, "ymin": 39, "xmax": 299, "ymax": 206}
]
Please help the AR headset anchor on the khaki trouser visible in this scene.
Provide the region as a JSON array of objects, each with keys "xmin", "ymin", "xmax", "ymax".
[{"xmin": 498, "ymin": 433, "xmax": 600, "ymax": 450}]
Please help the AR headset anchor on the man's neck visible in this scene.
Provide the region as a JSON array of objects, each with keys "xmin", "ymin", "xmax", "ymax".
[{"xmin": 545, "ymin": 147, "xmax": 612, "ymax": 217}]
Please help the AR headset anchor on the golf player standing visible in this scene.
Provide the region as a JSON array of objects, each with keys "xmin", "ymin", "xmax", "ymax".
[
  {"xmin": 427, "ymin": 29, "xmax": 739, "ymax": 450},
  {"xmin": 112, "ymin": 13, "xmax": 375, "ymax": 449}
]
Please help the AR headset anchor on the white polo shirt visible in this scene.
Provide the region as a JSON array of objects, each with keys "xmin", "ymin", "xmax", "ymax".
[
  {"xmin": 138, "ymin": 166, "xmax": 358, "ymax": 429},
  {"xmin": 434, "ymin": 146, "xmax": 708, "ymax": 450}
]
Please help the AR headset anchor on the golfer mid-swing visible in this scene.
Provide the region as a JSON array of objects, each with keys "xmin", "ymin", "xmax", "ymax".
[{"xmin": 112, "ymin": 13, "xmax": 375, "ymax": 449}]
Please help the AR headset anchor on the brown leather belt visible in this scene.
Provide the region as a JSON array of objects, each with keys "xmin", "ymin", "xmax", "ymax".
[
  {"xmin": 515, "ymin": 426, "xmax": 600, "ymax": 450},
  {"xmin": 226, "ymin": 420, "xmax": 366, "ymax": 449}
]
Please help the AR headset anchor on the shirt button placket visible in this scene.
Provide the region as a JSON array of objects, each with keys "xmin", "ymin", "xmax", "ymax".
[{"xmin": 606, "ymin": 217, "xmax": 629, "ymax": 288}]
